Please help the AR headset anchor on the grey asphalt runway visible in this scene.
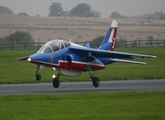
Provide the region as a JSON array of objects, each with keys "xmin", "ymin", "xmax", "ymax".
[{"xmin": 0, "ymin": 80, "xmax": 165, "ymax": 96}]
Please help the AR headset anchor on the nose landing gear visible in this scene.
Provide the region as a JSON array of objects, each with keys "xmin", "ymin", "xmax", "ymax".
[{"xmin": 35, "ymin": 65, "xmax": 41, "ymax": 81}]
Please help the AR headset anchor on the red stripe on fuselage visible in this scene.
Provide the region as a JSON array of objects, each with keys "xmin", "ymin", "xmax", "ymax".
[
  {"xmin": 60, "ymin": 61, "xmax": 105, "ymax": 71},
  {"xmin": 30, "ymin": 60, "xmax": 105, "ymax": 71}
]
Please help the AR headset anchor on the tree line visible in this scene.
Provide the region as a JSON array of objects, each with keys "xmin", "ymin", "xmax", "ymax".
[
  {"xmin": 48, "ymin": 2, "xmax": 100, "ymax": 18},
  {"xmin": 0, "ymin": 2, "xmax": 100, "ymax": 18},
  {"xmin": 1, "ymin": 3, "xmax": 165, "ymax": 19},
  {"xmin": 0, "ymin": 6, "xmax": 13, "ymax": 14}
]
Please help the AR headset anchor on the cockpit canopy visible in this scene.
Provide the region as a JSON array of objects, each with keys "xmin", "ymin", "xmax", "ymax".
[{"xmin": 38, "ymin": 40, "xmax": 71, "ymax": 53}]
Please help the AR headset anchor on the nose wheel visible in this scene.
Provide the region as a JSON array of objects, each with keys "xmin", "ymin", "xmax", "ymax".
[
  {"xmin": 35, "ymin": 65, "xmax": 41, "ymax": 81},
  {"xmin": 52, "ymin": 73, "xmax": 60, "ymax": 88}
]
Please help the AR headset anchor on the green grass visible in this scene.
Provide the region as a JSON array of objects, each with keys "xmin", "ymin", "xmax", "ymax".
[
  {"xmin": 0, "ymin": 47, "xmax": 164, "ymax": 84},
  {"xmin": 0, "ymin": 92, "xmax": 165, "ymax": 120}
]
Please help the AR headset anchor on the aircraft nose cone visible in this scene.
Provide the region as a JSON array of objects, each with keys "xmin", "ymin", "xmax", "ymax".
[
  {"xmin": 28, "ymin": 52, "xmax": 44, "ymax": 63},
  {"xmin": 27, "ymin": 54, "xmax": 36, "ymax": 63},
  {"xmin": 28, "ymin": 57, "xmax": 32, "ymax": 62}
]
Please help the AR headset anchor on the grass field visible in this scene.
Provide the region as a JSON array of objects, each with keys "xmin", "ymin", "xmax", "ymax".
[
  {"xmin": 0, "ymin": 92, "xmax": 165, "ymax": 120},
  {"xmin": 0, "ymin": 48, "xmax": 165, "ymax": 120},
  {"xmin": 0, "ymin": 47, "xmax": 164, "ymax": 84}
]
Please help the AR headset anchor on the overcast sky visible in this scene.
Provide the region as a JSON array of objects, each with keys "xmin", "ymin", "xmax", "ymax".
[{"xmin": 0, "ymin": 0, "xmax": 164, "ymax": 18}]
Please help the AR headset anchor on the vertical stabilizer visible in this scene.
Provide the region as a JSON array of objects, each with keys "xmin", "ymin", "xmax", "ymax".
[{"xmin": 99, "ymin": 20, "xmax": 118, "ymax": 51}]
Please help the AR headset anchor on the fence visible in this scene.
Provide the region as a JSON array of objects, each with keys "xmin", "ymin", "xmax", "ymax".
[
  {"xmin": 115, "ymin": 39, "xmax": 165, "ymax": 48},
  {"xmin": 0, "ymin": 42, "xmax": 43, "ymax": 50},
  {"xmin": 0, "ymin": 40, "xmax": 165, "ymax": 50}
]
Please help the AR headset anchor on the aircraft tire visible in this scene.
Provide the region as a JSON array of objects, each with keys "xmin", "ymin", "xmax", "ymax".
[
  {"xmin": 92, "ymin": 77, "xmax": 100, "ymax": 87},
  {"xmin": 36, "ymin": 75, "xmax": 41, "ymax": 81},
  {"xmin": 52, "ymin": 78, "xmax": 60, "ymax": 88}
]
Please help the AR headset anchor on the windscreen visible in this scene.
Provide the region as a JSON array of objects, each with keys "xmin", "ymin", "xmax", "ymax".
[{"xmin": 37, "ymin": 40, "xmax": 71, "ymax": 53}]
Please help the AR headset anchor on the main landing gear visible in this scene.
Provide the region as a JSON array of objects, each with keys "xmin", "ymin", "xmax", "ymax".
[
  {"xmin": 86, "ymin": 67, "xmax": 100, "ymax": 87},
  {"xmin": 52, "ymin": 73, "xmax": 60, "ymax": 88},
  {"xmin": 35, "ymin": 65, "xmax": 41, "ymax": 81}
]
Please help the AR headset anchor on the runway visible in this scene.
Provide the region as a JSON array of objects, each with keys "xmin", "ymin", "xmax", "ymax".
[{"xmin": 0, "ymin": 80, "xmax": 165, "ymax": 96}]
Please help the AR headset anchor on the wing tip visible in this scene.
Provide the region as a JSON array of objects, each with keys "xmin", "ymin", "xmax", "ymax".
[
  {"xmin": 152, "ymin": 56, "xmax": 157, "ymax": 58},
  {"xmin": 148, "ymin": 56, "xmax": 157, "ymax": 58},
  {"xmin": 142, "ymin": 55, "xmax": 157, "ymax": 58}
]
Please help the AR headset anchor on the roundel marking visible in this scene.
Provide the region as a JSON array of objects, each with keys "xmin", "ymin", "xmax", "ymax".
[{"xmin": 50, "ymin": 56, "xmax": 54, "ymax": 63}]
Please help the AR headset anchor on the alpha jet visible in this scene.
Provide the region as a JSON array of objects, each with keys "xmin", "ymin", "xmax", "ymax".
[{"xmin": 19, "ymin": 20, "xmax": 157, "ymax": 88}]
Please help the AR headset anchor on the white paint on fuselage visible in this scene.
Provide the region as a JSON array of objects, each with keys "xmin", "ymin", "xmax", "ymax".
[
  {"xmin": 57, "ymin": 68, "xmax": 82, "ymax": 77},
  {"xmin": 70, "ymin": 42, "xmax": 85, "ymax": 48}
]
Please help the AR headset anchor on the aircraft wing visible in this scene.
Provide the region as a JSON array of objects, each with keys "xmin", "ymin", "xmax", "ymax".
[{"xmin": 69, "ymin": 46, "xmax": 157, "ymax": 64}]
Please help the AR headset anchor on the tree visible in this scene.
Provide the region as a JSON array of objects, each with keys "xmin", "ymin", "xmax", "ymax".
[
  {"xmin": 109, "ymin": 12, "xmax": 128, "ymax": 19},
  {"xmin": 0, "ymin": 5, "xmax": 13, "ymax": 14},
  {"xmin": 18, "ymin": 12, "xmax": 28, "ymax": 16},
  {"xmin": 69, "ymin": 3, "xmax": 92, "ymax": 17},
  {"xmin": 4, "ymin": 31, "xmax": 34, "ymax": 44},
  {"xmin": 90, "ymin": 11, "xmax": 100, "ymax": 18},
  {"xmin": 89, "ymin": 36, "xmax": 104, "ymax": 48},
  {"xmin": 49, "ymin": 2, "xmax": 63, "ymax": 16},
  {"xmin": 148, "ymin": 36, "xmax": 154, "ymax": 40}
]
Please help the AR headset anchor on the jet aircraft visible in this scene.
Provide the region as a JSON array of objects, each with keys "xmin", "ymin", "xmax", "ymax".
[{"xmin": 19, "ymin": 20, "xmax": 157, "ymax": 88}]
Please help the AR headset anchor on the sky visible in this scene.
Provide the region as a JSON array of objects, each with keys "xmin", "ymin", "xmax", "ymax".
[{"xmin": 0, "ymin": 0, "xmax": 165, "ymax": 18}]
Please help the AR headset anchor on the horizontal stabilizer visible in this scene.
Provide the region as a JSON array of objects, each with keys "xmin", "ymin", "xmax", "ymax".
[
  {"xmin": 109, "ymin": 58, "xmax": 146, "ymax": 64},
  {"xmin": 18, "ymin": 56, "xmax": 29, "ymax": 61}
]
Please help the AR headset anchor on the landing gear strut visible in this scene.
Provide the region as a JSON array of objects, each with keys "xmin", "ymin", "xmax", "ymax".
[
  {"xmin": 35, "ymin": 65, "xmax": 41, "ymax": 81},
  {"xmin": 52, "ymin": 73, "xmax": 60, "ymax": 88},
  {"xmin": 86, "ymin": 67, "xmax": 100, "ymax": 87}
]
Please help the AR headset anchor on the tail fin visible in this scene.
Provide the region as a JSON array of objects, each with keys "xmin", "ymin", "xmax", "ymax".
[{"xmin": 99, "ymin": 20, "xmax": 118, "ymax": 51}]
